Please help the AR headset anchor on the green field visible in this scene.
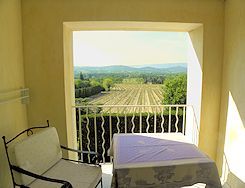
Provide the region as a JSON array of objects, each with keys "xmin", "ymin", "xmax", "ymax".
[{"xmin": 89, "ymin": 84, "xmax": 163, "ymax": 113}]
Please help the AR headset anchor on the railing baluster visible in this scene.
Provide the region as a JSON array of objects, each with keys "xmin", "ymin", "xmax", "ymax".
[
  {"xmin": 154, "ymin": 107, "xmax": 157, "ymax": 133},
  {"xmin": 124, "ymin": 109, "xmax": 127, "ymax": 133},
  {"xmin": 175, "ymin": 106, "xmax": 179, "ymax": 132},
  {"xmin": 193, "ymin": 108, "xmax": 199, "ymax": 146},
  {"xmin": 161, "ymin": 107, "xmax": 165, "ymax": 133},
  {"xmin": 131, "ymin": 110, "xmax": 135, "ymax": 133},
  {"xmin": 168, "ymin": 107, "xmax": 171, "ymax": 133},
  {"xmin": 146, "ymin": 111, "xmax": 150, "ymax": 133},
  {"xmin": 192, "ymin": 110, "xmax": 195, "ymax": 144},
  {"xmin": 109, "ymin": 108, "xmax": 112, "ymax": 162},
  {"xmin": 109, "ymin": 108, "xmax": 112, "ymax": 140},
  {"xmin": 182, "ymin": 106, "xmax": 186, "ymax": 134},
  {"xmin": 101, "ymin": 111, "xmax": 105, "ymax": 163},
  {"xmin": 78, "ymin": 107, "xmax": 83, "ymax": 161},
  {"xmin": 86, "ymin": 108, "xmax": 91, "ymax": 163},
  {"xmin": 116, "ymin": 107, "xmax": 120, "ymax": 133},
  {"xmin": 94, "ymin": 108, "xmax": 97, "ymax": 154},
  {"xmin": 139, "ymin": 107, "xmax": 142, "ymax": 133}
]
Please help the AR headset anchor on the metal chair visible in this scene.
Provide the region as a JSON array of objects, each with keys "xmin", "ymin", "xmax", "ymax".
[{"xmin": 2, "ymin": 121, "xmax": 102, "ymax": 188}]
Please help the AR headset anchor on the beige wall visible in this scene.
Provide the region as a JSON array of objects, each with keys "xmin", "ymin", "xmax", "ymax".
[
  {"xmin": 217, "ymin": 0, "xmax": 245, "ymax": 187},
  {"xmin": 21, "ymin": 0, "xmax": 224, "ymax": 161},
  {"xmin": 0, "ymin": 0, "xmax": 28, "ymax": 187}
]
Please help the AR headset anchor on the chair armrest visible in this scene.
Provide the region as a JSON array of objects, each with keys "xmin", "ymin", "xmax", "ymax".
[
  {"xmin": 12, "ymin": 165, "xmax": 72, "ymax": 188},
  {"xmin": 62, "ymin": 158, "xmax": 101, "ymax": 166},
  {"xmin": 60, "ymin": 145, "xmax": 101, "ymax": 164},
  {"xmin": 60, "ymin": 145, "xmax": 98, "ymax": 155}
]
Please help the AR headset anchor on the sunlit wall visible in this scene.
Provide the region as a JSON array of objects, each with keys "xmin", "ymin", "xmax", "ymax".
[
  {"xmin": 217, "ymin": 0, "xmax": 245, "ymax": 187},
  {"xmin": 186, "ymin": 27, "xmax": 203, "ymax": 144},
  {"xmin": 224, "ymin": 92, "xmax": 245, "ymax": 182}
]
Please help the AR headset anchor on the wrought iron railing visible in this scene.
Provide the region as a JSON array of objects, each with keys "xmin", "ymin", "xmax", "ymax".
[{"xmin": 74, "ymin": 104, "xmax": 199, "ymax": 163}]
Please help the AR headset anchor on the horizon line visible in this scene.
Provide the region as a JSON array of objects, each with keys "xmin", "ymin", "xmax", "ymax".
[{"xmin": 74, "ymin": 63, "xmax": 187, "ymax": 67}]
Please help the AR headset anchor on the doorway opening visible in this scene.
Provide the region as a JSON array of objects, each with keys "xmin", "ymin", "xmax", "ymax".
[{"xmin": 63, "ymin": 22, "xmax": 203, "ymax": 160}]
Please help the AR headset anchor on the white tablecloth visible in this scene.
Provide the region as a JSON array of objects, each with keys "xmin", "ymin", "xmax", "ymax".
[{"xmin": 110, "ymin": 133, "xmax": 221, "ymax": 188}]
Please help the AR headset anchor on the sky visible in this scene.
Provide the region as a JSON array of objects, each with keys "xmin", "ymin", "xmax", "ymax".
[{"xmin": 73, "ymin": 31, "xmax": 188, "ymax": 67}]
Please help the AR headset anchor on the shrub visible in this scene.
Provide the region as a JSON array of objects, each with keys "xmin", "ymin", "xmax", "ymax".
[{"xmin": 162, "ymin": 74, "xmax": 187, "ymax": 105}]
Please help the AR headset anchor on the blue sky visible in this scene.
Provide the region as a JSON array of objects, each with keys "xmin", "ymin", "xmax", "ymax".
[{"xmin": 73, "ymin": 31, "xmax": 188, "ymax": 67}]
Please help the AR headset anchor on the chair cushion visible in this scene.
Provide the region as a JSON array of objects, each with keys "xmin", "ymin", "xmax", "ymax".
[
  {"xmin": 12, "ymin": 127, "xmax": 62, "ymax": 185},
  {"xmin": 28, "ymin": 159, "xmax": 102, "ymax": 188}
]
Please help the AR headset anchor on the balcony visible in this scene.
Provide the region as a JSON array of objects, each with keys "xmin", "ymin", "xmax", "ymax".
[{"xmin": 73, "ymin": 104, "xmax": 218, "ymax": 187}]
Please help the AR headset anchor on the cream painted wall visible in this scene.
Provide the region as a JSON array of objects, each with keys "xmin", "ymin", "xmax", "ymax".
[
  {"xmin": 186, "ymin": 26, "xmax": 203, "ymax": 143},
  {"xmin": 21, "ymin": 0, "xmax": 224, "ymax": 160},
  {"xmin": 217, "ymin": 0, "xmax": 245, "ymax": 187},
  {"xmin": 0, "ymin": 0, "xmax": 28, "ymax": 187}
]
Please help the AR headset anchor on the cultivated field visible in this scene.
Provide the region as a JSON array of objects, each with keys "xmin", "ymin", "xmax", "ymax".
[{"xmin": 89, "ymin": 84, "xmax": 163, "ymax": 113}]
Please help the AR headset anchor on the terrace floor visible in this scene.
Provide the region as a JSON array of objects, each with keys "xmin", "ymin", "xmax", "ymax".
[
  {"xmin": 101, "ymin": 163, "xmax": 113, "ymax": 188},
  {"xmin": 98, "ymin": 163, "xmax": 223, "ymax": 188}
]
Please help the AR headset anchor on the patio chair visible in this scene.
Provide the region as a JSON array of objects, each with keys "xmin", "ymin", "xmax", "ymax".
[{"xmin": 2, "ymin": 121, "xmax": 102, "ymax": 188}]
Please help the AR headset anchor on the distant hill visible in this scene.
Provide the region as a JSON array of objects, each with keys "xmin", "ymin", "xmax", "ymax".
[
  {"xmin": 133, "ymin": 63, "xmax": 187, "ymax": 69},
  {"xmin": 74, "ymin": 64, "xmax": 187, "ymax": 74}
]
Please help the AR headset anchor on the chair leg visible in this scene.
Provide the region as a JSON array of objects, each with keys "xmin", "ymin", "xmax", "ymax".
[{"xmin": 101, "ymin": 179, "xmax": 103, "ymax": 188}]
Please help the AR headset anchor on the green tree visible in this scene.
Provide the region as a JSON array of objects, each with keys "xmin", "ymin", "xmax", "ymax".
[
  {"xmin": 102, "ymin": 78, "xmax": 113, "ymax": 91},
  {"xmin": 79, "ymin": 72, "xmax": 84, "ymax": 80},
  {"xmin": 90, "ymin": 79, "xmax": 100, "ymax": 87},
  {"xmin": 74, "ymin": 79, "xmax": 90, "ymax": 88},
  {"xmin": 74, "ymin": 79, "xmax": 82, "ymax": 89},
  {"xmin": 162, "ymin": 74, "xmax": 187, "ymax": 105}
]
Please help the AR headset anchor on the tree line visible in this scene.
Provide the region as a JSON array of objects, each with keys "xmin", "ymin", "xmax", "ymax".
[
  {"xmin": 75, "ymin": 71, "xmax": 187, "ymax": 105},
  {"xmin": 75, "ymin": 72, "xmax": 114, "ymax": 98}
]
